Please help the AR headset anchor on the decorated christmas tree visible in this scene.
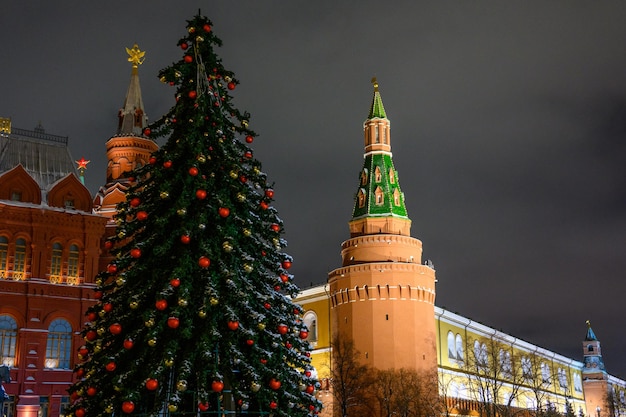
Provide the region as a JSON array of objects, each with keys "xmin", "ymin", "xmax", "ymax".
[{"xmin": 68, "ymin": 13, "xmax": 321, "ymax": 417}]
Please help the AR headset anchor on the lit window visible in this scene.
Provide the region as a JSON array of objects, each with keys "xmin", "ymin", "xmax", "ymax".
[
  {"xmin": 0, "ymin": 237, "xmax": 8, "ymax": 279},
  {"xmin": 447, "ymin": 331, "xmax": 456, "ymax": 360},
  {"xmin": 50, "ymin": 243, "xmax": 63, "ymax": 283},
  {"xmin": 393, "ymin": 188, "xmax": 401, "ymax": 206},
  {"xmin": 67, "ymin": 244, "xmax": 80, "ymax": 285},
  {"xmin": 357, "ymin": 189, "xmax": 366, "ymax": 208},
  {"xmin": 0, "ymin": 315, "xmax": 17, "ymax": 367},
  {"xmin": 45, "ymin": 319, "xmax": 72, "ymax": 369},
  {"xmin": 374, "ymin": 187, "xmax": 384, "ymax": 205},
  {"xmin": 13, "ymin": 238, "xmax": 26, "ymax": 280},
  {"xmin": 389, "ymin": 169, "xmax": 395, "ymax": 184},
  {"xmin": 374, "ymin": 166, "xmax": 382, "ymax": 182},
  {"xmin": 360, "ymin": 169, "xmax": 368, "ymax": 186},
  {"xmin": 302, "ymin": 312, "xmax": 318, "ymax": 344}
]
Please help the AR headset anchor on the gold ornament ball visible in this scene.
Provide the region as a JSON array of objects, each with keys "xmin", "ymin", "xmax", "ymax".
[
  {"xmin": 116, "ymin": 276, "xmax": 126, "ymax": 286},
  {"xmin": 98, "ymin": 310, "xmax": 106, "ymax": 318},
  {"xmin": 253, "ymin": 167, "xmax": 261, "ymax": 175},
  {"xmin": 177, "ymin": 208, "xmax": 187, "ymax": 216},
  {"xmin": 164, "ymin": 358, "xmax": 174, "ymax": 367},
  {"xmin": 251, "ymin": 382, "xmax": 261, "ymax": 392},
  {"xmin": 197, "ymin": 154, "xmax": 206, "ymax": 163},
  {"xmin": 130, "ymin": 301, "xmax": 139, "ymax": 309},
  {"xmin": 195, "ymin": 36, "xmax": 204, "ymax": 42},
  {"xmin": 222, "ymin": 241, "xmax": 233, "ymax": 252},
  {"xmin": 145, "ymin": 318, "xmax": 155, "ymax": 327},
  {"xmin": 175, "ymin": 71, "xmax": 182, "ymax": 78},
  {"xmin": 105, "ymin": 405, "xmax": 114, "ymax": 413},
  {"xmin": 243, "ymin": 228, "xmax": 251, "ymax": 237},
  {"xmin": 93, "ymin": 345, "xmax": 101, "ymax": 353},
  {"xmin": 229, "ymin": 170, "xmax": 238, "ymax": 179},
  {"xmin": 236, "ymin": 193, "xmax": 246, "ymax": 202},
  {"xmin": 117, "ymin": 231, "xmax": 126, "ymax": 239},
  {"xmin": 178, "ymin": 298, "xmax": 188, "ymax": 307},
  {"xmin": 95, "ymin": 278, "xmax": 103, "ymax": 286},
  {"xmin": 198, "ymin": 309, "xmax": 207, "ymax": 318},
  {"xmin": 168, "ymin": 404, "xmax": 178, "ymax": 412},
  {"xmin": 159, "ymin": 76, "xmax": 167, "ymax": 83},
  {"xmin": 97, "ymin": 327, "xmax": 106, "ymax": 336},
  {"xmin": 160, "ymin": 191, "xmax": 170, "ymax": 199},
  {"xmin": 243, "ymin": 263, "xmax": 253, "ymax": 273},
  {"xmin": 148, "ymin": 338, "xmax": 158, "ymax": 347},
  {"xmin": 225, "ymin": 76, "xmax": 232, "ymax": 82},
  {"xmin": 114, "ymin": 385, "xmax": 122, "ymax": 392},
  {"xmin": 210, "ymin": 297, "xmax": 219, "ymax": 306},
  {"xmin": 176, "ymin": 380, "xmax": 188, "ymax": 391},
  {"xmin": 257, "ymin": 322, "xmax": 266, "ymax": 330}
]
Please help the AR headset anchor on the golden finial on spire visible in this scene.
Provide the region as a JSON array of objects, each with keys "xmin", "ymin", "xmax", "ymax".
[
  {"xmin": 371, "ymin": 77, "xmax": 379, "ymax": 92},
  {"xmin": 126, "ymin": 44, "xmax": 146, "ymax": 69}
]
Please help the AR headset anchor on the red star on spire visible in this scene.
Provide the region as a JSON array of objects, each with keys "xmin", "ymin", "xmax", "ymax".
[{"xmin": 76, "ymin": 157, "xmax": 90, "ymax": 170}]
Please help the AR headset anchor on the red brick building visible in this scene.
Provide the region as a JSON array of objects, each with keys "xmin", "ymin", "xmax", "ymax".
[{"xmin": 0, "ymin": 45, "xmax": 154, "ymax": 417}]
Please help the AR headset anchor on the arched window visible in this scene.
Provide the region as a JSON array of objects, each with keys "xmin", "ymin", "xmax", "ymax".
[
  {"xmin": 357, "ymin": 189, "xmax": 366, "ymax": 208},
  {"xmin": 13, "ymin": 238, "xmax": 26, "ymax": 280},
  {"xmin": 0, "ymin": 236, "xmax": 8, "ymax": 278},
  {"xmin": 302, "ymin": 312, "xmax": 318, "ymax": 344},
  {"xmin": 574, "ymin": 373, "xmax": 582, "ymax": 392},
  {"xmin": 46, "ymin": 319, "xmax": 72, "ymax": 369},
  {"xmin": 541, "ymin": 362, "xmax": 551, "ymax": 383},
  {"xmin": 455, "ymin": 334, "xmax": 464, "ymax": 361},
  {"xmin": 447, "ymin": 331, "xmax": 456, "ymax": 360},
  {"xmin": 374, "ymin": 166, "xmax": 382, "ymax": 182},
  {"xmin": 474, "ymin": 340, "xmax": 487, "ymax": 368},
  {"xmin": 360, "ymin": 169, "xmax": 368, "ymax": 186},
  {"xmin": 393, "ymin": 188, "xmax": 401, "ymax": 206},
  {"xmin": 389, "ymin": 168, "xmax": 395, "ymax": 184},
  {"xmin": 500, "ymin": 350, "xmax": 512, "ymax": 378},
  {"xmin": 67, "ymin": 244, "xmax": 80, "ymax": 285},
  {"xmin": 521, "ymin": 356, "xmax": 532, "ymax": 380},
  {"xmin": 0, "ymin": 315, "xmax": 17, "ymax": 367},
  {"xmin": 374, "ymin": 186, "xmax": 384, "ymax": 205},
  {"xmin": 50, "ymin": 242, "xmax": 63, "ymax": 283}
]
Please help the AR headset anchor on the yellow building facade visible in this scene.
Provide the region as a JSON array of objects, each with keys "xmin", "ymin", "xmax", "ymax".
[{"xmin": 295, "ymin": 81, "xmax": 626, "ymax": 417}]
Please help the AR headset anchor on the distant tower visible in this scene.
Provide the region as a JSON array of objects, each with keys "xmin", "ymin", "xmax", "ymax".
[
  {"xmin": 582, "ymin": 321, "xmax": 609, "ymax": 417},
  {"xmin": 93, "ymin": 44, "xmax": 158, "ymax": 219},
  {"xmin": 328, "ymin": 79, "xmax": 437, "ymax": 372}
]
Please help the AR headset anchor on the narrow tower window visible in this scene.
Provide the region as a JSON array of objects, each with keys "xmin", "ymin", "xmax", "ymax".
[
  {"xmin": 357, "ymin": 189, "xmax": 366, "ymax": 208},
  {"xmin": 374, "ymin": 187, "xmax": 384, "ymax": 205},
  {"xmin": 393, "ymin": 188, "xmax": 401, "ymax": 206},
  {"xmin": 50, "ymin": 242, "xmax": 63, "ymax": 283},
  {"xmin": 389, "ymin": 168, "xmax": 395, "ymax": 183},
  {"xmin": 374, "ymin": 166, "xmax": 382, "ymax": 182}
]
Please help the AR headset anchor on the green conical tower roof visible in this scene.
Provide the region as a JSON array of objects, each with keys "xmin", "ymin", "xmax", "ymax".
[
  {"xmin": 352, "ymin": 79, "xmax": 408, "ymax": 220},
  {"xmin": 368, "ymin": 77, "xmax": 387, "ymax": 119}
]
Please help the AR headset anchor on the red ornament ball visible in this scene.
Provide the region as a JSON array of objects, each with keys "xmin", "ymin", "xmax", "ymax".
[
  {"xmin": 93, "ymin": 290, "xmax": 102, "ymax": 299},
  {"xmin": 188, "ymin": 91, "xmax": 197, "ymax": 99},
  {"xmin": 163, "ymin": 160, "xmax": 172, "ymax": 169},
  {"xmin": 85, "ymin": 330, "xmax": 97, "ymax": 341},
  {"xmin": 269, "ymin": 401, "xmax": 278, "ymax": 410},
  {"xmin": 76, "ymin": 409, "xmax": 86, "ymax": 417},
  {"xmin": 167, "ymin": 317, "xmax": 180, "ymax": 329},
  {"xmin": 184, "ymin": 55, "xmax": 193, "ymax": 63},
  {"xmin": 196, "ymin": 189, "xmax": 207, "ymax": 200},
  {"xmin": 277, "ymin": 324, "xmax": 288, "ymax": 335},
  {"xmin": 270, "ymin": 224, "xmax": 280, "ymax": 232},
  {"xmin": 305, "ymin": 385, "xmax": 315, "ymax": 394},
  {"xmin": 109, "ymin": 323, "xmax": 122, "ymax": 335},
  {"xmin": 106, "ymin": 361, "xmax": 116, "ymax": 372},
  {"xmin": 245, "ymin": 135, "xmax": 254, "ymax": 143},
  {"xmin": 211, "ymin": 380, "xmax": 224, "ymax": 392},
  {"xmin": 227, "ymin": 82, "xmax": 236, "ymax": 90},
  {"xmin": 263, "ymin": 302, "xmax": 271, "ymax": 310},
  {"xmin": 155, "ymin": 299, "xmax": 168, "ymax": 311},
  {"xmin": 203, "ymin": 24, "xmax": 212, "ymax": 33},
  {"xmin": 280, "ymin": 274, "xmax": 289, "ymax": 283},
  {"xmin": 122, "ymin": 401, "xmax": 135, "ymax": 414},
  {"xmin": 299, "ymin": 330, "xmax": 309, "ymax": 339},
  {"xmin": 104, "ymin": 240, "xmax": 113, "ymax": 250},
  {"xmin": 198, "ymin": 256, "xmax": 211, "ymax": 268},
  {"xmin": 130, "ymin": 248, "xmax": 142, "ymax": 258},
  {"xmin": 269, "ymin": 378, "xmax": 281, "ymax": 390},
  {"xmin": 136, "ymin": 211, "xmax": 148, "ymax": 221},
  {"xmin": 78, "ymin": 346, "xmax": 89, "ymax": 356},
  {"xmin": 188, "ymin": 167, "xmax": 199, "ymax": 176},
  {"xmin": 145, "ymin": 379, "xmax": 159, "ymax": 391},
  {"xmin": 244, "ymin": 151, "xmax": 253, "ymax": 159},
  {"xmin": 149, "ymin": 156, "xmax": 157, "ymax": 164},
  {"xmin": 228, "ymin": 320, "xmax": 239, "ymax": 331},
  {"xmin": 239, "ymin": 175, "xmax": 247, "ymax": 183},
  {"xmin": 180, "ymin": 235, "xmax": 191, "ymax": 244},
  {"xmin": 304, "ymin": 370, "xmax": 312, "ymax": 377},
  {"xmin": 246, "ymin": 339, "xmax": 254, "ymax": 346},
  {"xmin": 87, "ymin": 312, "xmax": 97, "ymax": 322},
  {"xmin": 123, "ymin": 339, "xmax": 134, "ymax": 350},
  {"xmin": 218, "ymin": 207, "xmax": 230, "ymax": 218},
  {"xmin": 198, "ymin": 403, "xmax": 210, "ymax": 412},
  {"xmin": 103, "ymin": 303, "xmax": 113, "ymax": 313},
  {"xmin": 87, "ymin": 387, "xmax": 97, "ymax": 396},
  {"xmin": 130, "ymin": 197, "xmax": 141, "ymax": 207},
  {"xmin": 170, "ymin": 278, "xmax": 181, "ymax": 287},
  {"xmin": 143, "ymin": 128, "xmax": 151, "ymax": 137},
  {"xmin": 180, "ymin": 42, "xmax": 188, "ymax": 50},
  {"xmin": 265, "ymin": 189, "xmax": 274, "ymax": 199},
  {"xmin": 260, "ymin": 358, "xmax": 267, "ymax": 364},
  {"xmin": 107, "ymin": 264, "xmax": 118, "ymax": 274},
  {"xmin": 282, "ymin": 260, "xmax": 292, "ymax": 269},
  {"xmin": 260, "ymin": 201, "xmax": 269, "ymax": 210}
]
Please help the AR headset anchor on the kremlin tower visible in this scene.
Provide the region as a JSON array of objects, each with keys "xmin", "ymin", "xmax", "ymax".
[
  {"xmin": 93, "ymin": 44, "xmax": 158, "ymax": 220},
  {"xmin": 327, "ymin": 79, "xmax": 437, "ymax": 372}
]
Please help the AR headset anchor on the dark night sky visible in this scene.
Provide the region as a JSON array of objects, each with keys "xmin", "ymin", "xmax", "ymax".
[{"xmin": 2, "ymin": 2, "xmax": 625, "ymax": 378}]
